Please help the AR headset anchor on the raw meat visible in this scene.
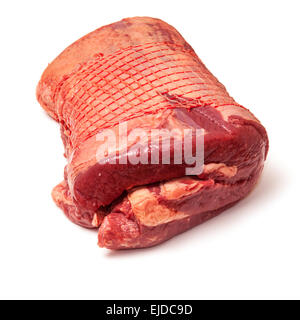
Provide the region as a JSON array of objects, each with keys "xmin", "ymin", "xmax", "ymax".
[{"xmin": 37, "ymin": 17, "xmax": 268, "ymax": 249}]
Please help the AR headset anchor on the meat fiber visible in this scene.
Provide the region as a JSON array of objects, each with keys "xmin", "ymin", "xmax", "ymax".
[{"xmin": 37, "ymin": 17, "xmax": 268, "ymax": 249}]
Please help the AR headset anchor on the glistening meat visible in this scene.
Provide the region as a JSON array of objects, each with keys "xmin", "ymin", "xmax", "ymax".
[{"xmin": 37, "ymin": 17, "xmax": 269, "ymax": 249}]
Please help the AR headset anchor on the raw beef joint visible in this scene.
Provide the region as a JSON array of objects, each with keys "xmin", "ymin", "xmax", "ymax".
[{"xmin": 37, "ymin": 17, "xmax": 268, "ymax": 249}]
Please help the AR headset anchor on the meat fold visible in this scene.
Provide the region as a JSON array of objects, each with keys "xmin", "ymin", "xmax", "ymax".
[{"xmin": 37, "ymin": 17, "xmax": 268, "ymax": 249}]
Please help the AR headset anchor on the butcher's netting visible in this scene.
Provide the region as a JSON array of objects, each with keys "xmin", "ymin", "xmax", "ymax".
[{"xmin": 54, "ymin": 42, "xmax": 241, "ymax": 149}]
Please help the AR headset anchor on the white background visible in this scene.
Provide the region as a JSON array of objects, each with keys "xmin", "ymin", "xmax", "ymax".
[{"xmin": 0, "ymin": 0, "xmax": 299, "ymax": 300}]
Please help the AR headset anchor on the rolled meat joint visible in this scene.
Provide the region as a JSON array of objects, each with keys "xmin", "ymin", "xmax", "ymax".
[{"xmin": 37, "ymin": 17, "xmax": 269, "ymax": 249}]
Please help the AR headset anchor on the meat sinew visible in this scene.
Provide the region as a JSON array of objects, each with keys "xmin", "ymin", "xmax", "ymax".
[{"xmin": 37, "ymin": 17, "xmax": 268, "ymax": 249}]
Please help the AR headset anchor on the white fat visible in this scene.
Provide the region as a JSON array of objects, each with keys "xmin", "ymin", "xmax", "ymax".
[
  {"xmin": 203, "ymin": 163, "xmax": 237, "ymax": 177},
  {"xmin": 217, "ymin": 105, "xmax": 258, "ymax": 122}
]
